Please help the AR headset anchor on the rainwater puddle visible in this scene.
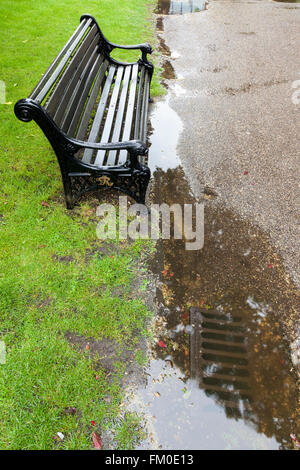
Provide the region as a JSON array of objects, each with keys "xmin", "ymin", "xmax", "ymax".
[
  {"xmin": 155, "ymin": 0, "xmax": 208, "ymax": 14},
  {"xmin": 126, "ymin": 5, "xmax": 300, "ymax": 450},
  {"xmin": 128, "ymin": 98, "xmax": 299, "ymax": 450}
]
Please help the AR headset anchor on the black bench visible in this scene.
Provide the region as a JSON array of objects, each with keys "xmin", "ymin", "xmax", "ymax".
[{"xmin": 15, "ymin": 14, "xmax": 153, "ymax": 208}]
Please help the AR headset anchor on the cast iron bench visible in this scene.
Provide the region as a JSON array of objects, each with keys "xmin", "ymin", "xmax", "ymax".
[{"xmin": 15, "ymin": 14, "xmax": 153, "ymax": 208}]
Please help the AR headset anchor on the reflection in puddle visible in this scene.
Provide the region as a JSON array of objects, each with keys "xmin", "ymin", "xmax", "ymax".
[
  {"xmin": 129, "ymin": 95, "xmax": 299, "ymax": 449},
  {"xmin": 156, "ymin": 0, "xmax": 208, "ymax": 15}
]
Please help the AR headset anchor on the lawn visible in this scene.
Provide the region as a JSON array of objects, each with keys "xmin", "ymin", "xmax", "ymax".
[{"xmin": 0, "ymin": 0, "xmax": 158, "ymax": 450}]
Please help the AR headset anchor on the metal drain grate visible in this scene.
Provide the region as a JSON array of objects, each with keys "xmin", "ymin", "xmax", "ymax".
[{"xmin": 190, "ymin": 307, "xmax": 251, "ymax": 410}]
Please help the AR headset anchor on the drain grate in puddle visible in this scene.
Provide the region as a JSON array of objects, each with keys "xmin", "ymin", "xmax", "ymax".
[
  {"xmin": 156, "ymin": 0, "xmax": 207, "ymax": 15},
  {"xmin": 190, "ymin": 307, "xmax": 251, "ymax": 411}
]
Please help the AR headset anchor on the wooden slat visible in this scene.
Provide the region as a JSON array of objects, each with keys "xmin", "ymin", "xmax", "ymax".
[
  {"xmin": 134, "ymin": 67, "xmax": 145, "ymax": 139},
  {"xmin": 82, "ymin": 65, "xmax": 116, "ymax": 164},
  {"xmin": 95, "ymin": 66, "xmax": 124, "ymax": 165},
  {"xmin": 53, "ymin": 36, "xmax": 99, "ymax": 127},
  {"xmin": 30, "ymin": 19, "xmax": 88, "ymax": 100},
  {"xmin": 118, "ymin": 64, "xmax": 139, "ymax": 164},
  {"xmin": 76, "ymin": 60, "xmax": 109, "ymax": 141},
  {"xmin": 45, "ymin": 25, "xmax": 98, "ymax": 115},
  {"xmin": 34, "ymin": 19, "xmax": 93, "ymax": 103},
  {"xmin": 66, "ymin": 55, "xmax": 104, "ymax": 137},
  {"xmin": 60, "ymin": 45, "xmax": 99, "ymax": 133},
  {"xmin": 106, "ymin": 66, "xmax": 132, "ymax": 165},
  {"xmin": 140, "ymin": 72, "xmax": 150, "ymax": 142}
]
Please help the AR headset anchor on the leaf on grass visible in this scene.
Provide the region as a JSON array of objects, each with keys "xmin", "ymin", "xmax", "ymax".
[
  {"xmin": 41, "ymin": 201, "xmax": 50, "ymax": 207},
  {"xmin": 92, "ymin": 432, "xmax": 103, "ymax": 450},
  {"xmin": 85, "ymin": 343, "xmax": 90, "ymax": 350}
]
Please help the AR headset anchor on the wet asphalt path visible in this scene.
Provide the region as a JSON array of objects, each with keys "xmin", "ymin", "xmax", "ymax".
[{"xmin": 161, "ymin": 0, "xmax": 300, "ymax": 288}]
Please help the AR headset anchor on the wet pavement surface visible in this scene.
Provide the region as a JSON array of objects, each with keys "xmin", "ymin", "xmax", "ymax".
[
  {"xmin": 155, "ymin": 0, "xmax": 300, "ymax": 367},
  {"xmin": 126, "ymin": 96, "xmax": 299, "ymax": 450},
  {"xmin": 126, "ymin": 1, "xmax": 300, "ymax": 450}
]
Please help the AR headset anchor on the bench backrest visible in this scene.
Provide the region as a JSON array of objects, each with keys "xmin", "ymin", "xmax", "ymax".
[{"xmin": 28, "ymin": 17, "xmax": 111, "ymax": 139}]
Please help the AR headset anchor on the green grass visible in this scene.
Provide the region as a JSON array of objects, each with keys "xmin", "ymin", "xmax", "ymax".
[{"xmin": 0, "ymin": 0, "xmax": 159, "ymax": 450}]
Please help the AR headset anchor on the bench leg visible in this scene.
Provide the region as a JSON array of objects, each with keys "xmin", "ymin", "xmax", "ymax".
[
  {"xmin": 134, "ymin": 164, "xmax": 151, "ymax": 205},
  {"xmin": 61, "ymin": 172, "xmax": 74, "ymax": 210}
]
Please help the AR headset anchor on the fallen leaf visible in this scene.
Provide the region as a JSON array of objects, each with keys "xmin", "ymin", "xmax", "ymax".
[
  {"xmin": 85, "ymin": 343, "xmax": 90, "ymax": 350},
  {"xmin": 92, "ymin": 431, "xmax": 103, "ymax": 450},
  {"xmin": 157, "ymin": 340, "xmax": 167, "ymax": 348},
  {"xmin": 243, "ymin": 170, "xmax": 249, "ymax": 175},
  {"xmin": 162, "ymin": 269, "xmax": 168, "ymax": 277},
  {"xmin": 41, "ymin": 201, "xmax": 50, "ymax": 207}
]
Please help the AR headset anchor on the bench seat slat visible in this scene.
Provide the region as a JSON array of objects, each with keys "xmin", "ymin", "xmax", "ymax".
[
  {"xmin": 105, "ymin": 66, "xmax": 132, "ymax": 166},
  {"xmin": 76, "ymin": 60, "xmax": 109, "ymax": 142},
  {"xmin": 140, "ymin": 71, "xmax": 150, "ymax": 143},
  {"xmin": 67, "ymin": 54, "xmax": 104, "ymax": 137},
  {"xmin": 118, "ymin": 64, "xmax": 139, "ymax": 164},
  {"xmin": 94, "ymin": 66, "xmax": 124, "ymax": 166},
  {"xmin": 53, "ymin": 36, "xmax": 100, "ymax": 127},
  {"xmin": 60, "ymin": 45, "xmax": 100, "ymax": 133},
  {"xmin": 34, "ymin": 19, "xmax": 93, "ymax": 104},
  {"xmin": 134, "ymin": 67, "xmax": 145, "ymax": 140},
  {"xmin": 45, "ymin": 25, "xmax": 98, "ymax": 116},
  {"xmin": 82, "ymin": 65, "xmax": 116, "ymax": 164},
  {"xmin": 29, "ymin": 19, "xmax": 88, "ymax": 100}
]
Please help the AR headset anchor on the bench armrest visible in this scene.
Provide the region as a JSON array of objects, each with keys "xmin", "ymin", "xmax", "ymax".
[
  {"xmin": 80, "ymin": 14, "xmax": 152, "ymax": 60},
  {"xmin": 109, "ymin": 42, "xmax": 152, "ymax": 55},
  {"xmin": 73, "ymin": 138, "xmax": 148, "ymax": 156}
]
